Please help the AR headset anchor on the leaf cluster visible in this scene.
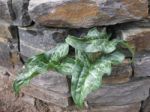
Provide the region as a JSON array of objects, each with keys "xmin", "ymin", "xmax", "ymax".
[{"xmin": 13, "ymin": 28, "xmax": 134, "ymax": 107}]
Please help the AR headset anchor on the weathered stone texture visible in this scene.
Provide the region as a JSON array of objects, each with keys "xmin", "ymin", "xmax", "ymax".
[
  {"xmin": 10, "ymin": 0, "xmax": 32, "ymax": 26},
  {"xmin": 141, "ymin": 97, "xmax": 150, "ymax": 112},
  {"xmin": 28, "ymin": 0, "xmax": 148, "ymax": 28},
  {"xmin": 22, "ymin": 84, "xmax": 70, "ymax": 107},
  {"xmin": 87, "ymin": 78, "xmax": 150, "ymax": 106},
  {"xmin": 31, "ymin": 71, "xmax": 69, "ymax": 94},
  {"xmin": 0, "ymin": 0, "xmax": 12, "ymax": 23},
  {"xmin": 0, "ymin": 42, "xmax": 12, "ymax": 68},
  {"xmin": 90, "ymin": 103, "xmax": 141, "ymax": 112},
  {"xmin": 0, "ymin": 22, "xmax": 12, "ymax": 39},
  {"xmin": 103, "ymin": 60, "xmax": 132, "ymax": 84},
  {"xmin": 13, "ymin": 70, "xmax": 70, "ymax": 107},
  {"xmin": 134, "ymin": 51, "xmax": 150, "ymax": 77},
  {"xmin": 33, "ymin": 100, "xmax": 141, "ymax": 112},
  {"xmin": 18, "ymin": 26, "xmax": 68, "ymax": 58},
  {"xmin": 117, "ymin": 26, "xmax": 150, "ymax": 52},
  {"xmin": 0, "ymin": 22, "xmax": 20, "ymax": 69},
  {"xmin": 0, "ymin": 22, "xmax": 12, "ymax": 68}
]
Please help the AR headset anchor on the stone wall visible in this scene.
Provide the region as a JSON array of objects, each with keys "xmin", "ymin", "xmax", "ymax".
[{"xmin": 0, "ymin": 0, "xmax": 150, "ymax": 112}]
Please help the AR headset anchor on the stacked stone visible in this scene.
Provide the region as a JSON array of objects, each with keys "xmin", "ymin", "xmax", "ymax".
[{"xmin": 0, "ymin": 0, "xmax": 150, "ymax": 112}]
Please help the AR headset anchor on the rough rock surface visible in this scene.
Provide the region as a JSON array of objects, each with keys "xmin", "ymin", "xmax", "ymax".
[
  {"xmin": 21, "ymin": 84, "xmax": 70, "ymax": 107},
  {"xmin": 8, "ymin": 0, "xmax": 32, "ymax": 26},
  {"xmin": 10, "ymin": 65, "xmax": 70, "ymax": 108},
  {"xmin": 116, "ymin": 26, "xmax": 150, "ymax": 52},
  {"xmin": 141, "ymin": 97, "xmax": 150, "ymax": 112},
  {"xmin": 0, "ymin": 0, "xmax": 12, "ymax": 23},
  {"xmin": 90, "ymin": 103, "xmax": 141, "ymax": 112},
  {"xmin": 31, "ymin": 71, "xmax": 69, "ymax": 94},
  {"xmin": 0, "ymin": 69, "xmax": 143, "ymax": 112},
  {"xmin": 134, "ymin": 51, "xmax": 150, "ymax": 77},
  {"xmin": 103, "ymin": 60, "xmax": 132, "ymax": 84},
  {"xmin": 18, "ymin": 26, "xmax": 68, "ymax": 58},
  {"xmin": 0, "ymin": 22, "xmax": 12, "ymax": 39},
  {"xmin": 0, "ymin": 23, "xmax": 12, "ymax": 68},
  {"xmin": 0, "ymin": 43, "xmax": 12, "ymax": 68},
  {"xmin": 0, "ymin": 22, "xmax": 20, "ymax": 69},
  {"xmin": 28, "ymin": 0, "xmax": 148, "ymax": 28},
  {"xmin": 87, "ymin": 78, "xmax": 150, "ymax": 106}
]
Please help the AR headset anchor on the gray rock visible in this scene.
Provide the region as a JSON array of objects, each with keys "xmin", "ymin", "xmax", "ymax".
[
  {"xmin": 103, "ymin": 60, "xmax": 132, "ymax": 84},
  {"xmin": 87, "ymin": 78, "xmax": 150, "ymax": 106},
  {"xmin": 0, "ymin": 22, "xmax": 20, "ymax": 68},
  {"xmin": 116, "ymin": 26, "xmax": 150, "ymax": 52},
  {"xmin": 141, "ymin": 97, "xmax": 150, "ymax": 112},
  {"xmin": 46, "ymin": 102, "xmax": 141, "ymax": 112},
  {"xmin": 18, "ymin": 26, "xmax": 68, "ymax": 58},
  {"xmin": 22, "ymin": 83, "xmax": 70, "ymax": 107},
  {"xmin": 90, "ymin": 103, "xmax": 141, "ymax": 112},
  {"xmin": 29, "ymin": 0, "xmax": 148, "ymax": 28},
  {"xmin": 134, "ymin": 51, "xmax": 150, "ymax": 77},
  {"xmin": 0, "ymin": 22, "xmax": 12, "ymax": 39},
  {"xmin": 12, "ymin": 68, "xmax": 70, "ymax": 107},
  {"xmin": 31, "ymin": 71, "xmax": 69, "ymax": 94},
  {"xmin": 8, "ymin": 0, "xmax": 32, "ymax": 26},
  {"xmin": 0, "ymin": 0, "xmax": 12, "ymax": 23},
  {"xmin": 0, "ymin": 42, "xmax": 12, "ymax": 68},
  {"xmin": 0, "ymin": 0, "xmax": 31, "ymax": 25}
]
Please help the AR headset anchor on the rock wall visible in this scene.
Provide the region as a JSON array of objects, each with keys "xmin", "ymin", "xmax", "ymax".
[{"xmin": 0, "ymin": 0, "xmax": 150, "ymax": 112}]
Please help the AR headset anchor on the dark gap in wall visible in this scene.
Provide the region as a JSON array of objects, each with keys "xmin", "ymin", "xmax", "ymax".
[
  {"xmin": 140, "ymin": 95, "xmax": 150, "ymax": 112},
  {"xmin": 148, "ymin": 0, "xmax": 150, "ymax": 14},
  {"xmin": 8, "ymin": 25, "xmax": 24, "ymax": 65},
  {"xmin": 7, "ymin": 0, "xmax": 16, "ymax": 20},
  {"xmin": 131, "ymin": 62, "xmax": 135, "ymax": 79}
]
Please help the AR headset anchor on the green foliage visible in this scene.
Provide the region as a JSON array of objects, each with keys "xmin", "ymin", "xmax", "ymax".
[{"xmin": 13, "ymin": 28, "xmax": 133, "ymax": 108}]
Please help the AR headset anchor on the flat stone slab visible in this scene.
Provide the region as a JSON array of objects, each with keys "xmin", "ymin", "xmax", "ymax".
[
  {"xmin": 87, "ymin": 78, "xmax": 150, "ymax": 106},
  {"xmin": 28, "ymin": 0, "xmax": 148, "ymax": 28},
  {"xmin": 103, "ymin": 60, "xmax": 132, "ymax": 84},
  {"xmin": 22, "ymin": 83, "xmax": 70, "ymax": 108},
  {"xmin": 11, "ymin": 69, "xmax": 70, "ymax": 107},
  {"xmin": 90, "ymin": 103, "xmax": 141, "ymax": 112},
  {"xmin": 31, "ymin": 71, "xmax": 69, "ymax": 94},
  {"xmin": 116, "ymin": 26, "xmax": 150, "ymax": 52},
  {"xmin": 18, "ymin": 26, "xmax": 68, "ymax": 58},
  {"xmin": 134, "ymin": 51, "xmax": 150, "ymax": 77}
]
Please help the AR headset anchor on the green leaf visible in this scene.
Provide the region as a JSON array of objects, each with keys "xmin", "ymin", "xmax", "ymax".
[
  {"xmin": 86, "ymin": 28, "xmax": 109, "ymax": 39},
  {"xmin": 87, "ymin": 27, "xmax": 101, "ymax": 38},
  {"xmin": 71, "ymin": 59, "xmax": 84, "ymax": 107},
  {"xmin": 102, "ymin": 51, "xmax": 125, "ymax": 65},
  {"xmin": 54, "ymin": 57, "xmax": 75, "ymax": 76},
  {"xmin": 71, "ymin": 55, "xmax": 112, "ymax": 107},
  {"xmin": 13, "ymin": 62, "xmax": 48, "ymax": 94},
  {"xmin": 13, "ymin": 43, "xmax": 69, "ymax": 94},
  {"xmin": 66, "ymin": 35, "xmax": 118, "ymax": 53},
  {"xmin": 47, "ymin": 43, "xmax": 69, "ymax": 62}
]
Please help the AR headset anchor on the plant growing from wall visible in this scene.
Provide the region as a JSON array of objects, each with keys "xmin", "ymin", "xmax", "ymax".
[{"xmin": 13, "ymin": 28, "xmax": 134, "ymax": 107}]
